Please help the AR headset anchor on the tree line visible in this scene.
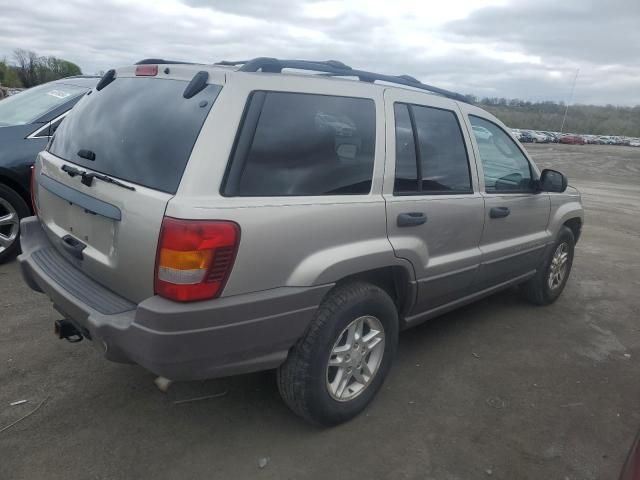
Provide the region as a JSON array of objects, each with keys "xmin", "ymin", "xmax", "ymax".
[
  {"xmin": 465, "ymin": 95, "xmax": 640, "ymax": 137},
  {"xmin": 0, "ymin": 49, "xmax": 82, "ymax": 89}
]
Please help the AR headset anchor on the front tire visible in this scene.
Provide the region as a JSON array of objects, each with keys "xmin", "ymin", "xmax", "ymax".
[
  {"xmin": 277, "ymin": 282, "xmax": 399, "ymax": 426},
  {"xmin": 0, "ymin": 184, "xmax": 29, "ymax": 264},
  {"xmin": 522, "ymin": 226, "xmax": 575, "ymax": 305}
]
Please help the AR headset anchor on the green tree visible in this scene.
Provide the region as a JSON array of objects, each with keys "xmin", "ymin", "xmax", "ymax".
[
  {"xmin": 12, "ymin": 49, "xmax": 82, "ymax": 87},
  {"xmin": 0, "ymin": 59, "xmax": 22, "ymax": 87}
]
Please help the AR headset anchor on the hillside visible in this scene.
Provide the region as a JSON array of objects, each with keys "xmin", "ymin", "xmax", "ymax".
[{"xmin": 468, "ymin": 97, "xmax": 640, "ymax": 137}]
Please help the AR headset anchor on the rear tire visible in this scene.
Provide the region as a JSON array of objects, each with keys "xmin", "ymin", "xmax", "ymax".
[
  {"xmin": 522, "ymin": 226, "xmax": 575, "ymax": 305},
  {"xmin": 277, "ymin": 282, "xmax": 399, "ymax": 426},
  {"xmin": 0, "ymin": 184, "xmax": 29, "ymax": 264}
]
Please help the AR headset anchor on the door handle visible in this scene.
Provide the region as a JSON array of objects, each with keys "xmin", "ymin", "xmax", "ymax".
[
  {"xmin": 490, "ymin": 207, "xmax": 511, "ymax": 219},
  {"xmin": 61, "ymin": 235, "xmax": 87, "ymax": 260},
  {"xmin": 397, "ymin": 212, "xmax": 427, "ymax": 227}
]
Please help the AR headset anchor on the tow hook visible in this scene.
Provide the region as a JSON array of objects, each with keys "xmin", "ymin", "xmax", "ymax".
[{"xmin": 54, "ymin": 319, "xmax": 83, "ymax": 343}]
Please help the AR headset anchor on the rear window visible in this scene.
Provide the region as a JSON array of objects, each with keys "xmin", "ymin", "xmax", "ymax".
[
  {"xmin": 49, "ymin": 77, "xmax": 221, "ymax": 194},
  {"xmin": 0, "ymin": 83, "xmax": 87, "ymax": 127},
  {"xmin": 222, "ymin": 91, "xmax": 376, "ymax": 196}
]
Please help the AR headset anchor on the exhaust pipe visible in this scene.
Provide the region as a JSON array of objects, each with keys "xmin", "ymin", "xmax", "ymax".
[{"xmin": 54, "ymin": 319, "xmax": 84, "ymax": 343}]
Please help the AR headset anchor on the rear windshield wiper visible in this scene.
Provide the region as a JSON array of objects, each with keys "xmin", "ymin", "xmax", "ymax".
[
  {"xmin": 61, "ymin": 164, "xmax": 85, "ymax": 178},
  {"xmin": 61, "ymin": 164, "xmax": 135, "ymax": 191},
  {"xmin": 88, "ymin": 172, "xmax": 135, "ymax": 191}
]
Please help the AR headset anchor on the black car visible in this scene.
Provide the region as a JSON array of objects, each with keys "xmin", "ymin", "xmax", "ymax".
[{"xmin": 0, "ymin": 76, "xmax": 97, "ymax": 262}]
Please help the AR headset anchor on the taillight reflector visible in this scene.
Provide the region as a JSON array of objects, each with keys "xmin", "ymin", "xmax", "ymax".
[
  {"xmin": 154, "ymin": 217, "xmax": 240, "ymax": 302},
  {"xmin": 30, "ymin": 165, "xmax": 38, "ymax": 214},
  {"xmin": 135, "ymin": 65, "xmax": 158, "ymax": 76}
]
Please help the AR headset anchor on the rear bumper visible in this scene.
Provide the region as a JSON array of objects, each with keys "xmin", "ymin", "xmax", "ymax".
[{"xmin": 18, "ymin": 217, "xmax": 332, "ymax": 380}]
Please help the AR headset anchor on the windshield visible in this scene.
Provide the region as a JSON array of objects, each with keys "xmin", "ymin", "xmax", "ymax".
[
  {"xmin": 0, "ymin": 83, "xmax": 88, "ymax": 127},
  {"xmin": 49, "ymin": 77, "xmax": 221, "ymax": 194}
]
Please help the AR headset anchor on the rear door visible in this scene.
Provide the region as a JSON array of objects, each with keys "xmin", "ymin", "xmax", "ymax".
[
  {"xmin": 461, "ymin": 107, "xmax": 551, "ymax": 289},
  {"xmin": 34, "ymin": 70, "xmax": 223, "ymax": 303},
  {"xmin": 383, "ymin": 89, "xmax": 484, "ymax": 317}
]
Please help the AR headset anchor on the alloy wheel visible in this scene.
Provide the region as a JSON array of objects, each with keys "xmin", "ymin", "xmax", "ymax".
[
  {"xmin": 548, "ymin": 242, "xmax": 569, "ymax": 290},
  {"xmin": 0, "ymin": 198, "xmax": 19, "ymax": 254},
  {"xmin": 326, "ymin": 315, "xmax": 386, "ymax": 402}
]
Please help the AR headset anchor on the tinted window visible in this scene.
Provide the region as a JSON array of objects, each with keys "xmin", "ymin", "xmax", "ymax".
[
  {"xmin": 224, "ymin": 92, "xmax": 376, "ymax": 196},
  {"xmin": 49, "ymin": 78, "xmax": 221, "ymax": 194},
  {"xmin": 0, "ymin": 83, "xmax": 87, "ymax": 127},
  {"xmin": 393, "ymin": 104, "xmax": 418, "ymax": 193},
  {"xmin": 393, "ymin": 103, "xmax": 471, "ymax": 195},
  {"xmin": 469, "ymin": 115, "xmax": 532, "ymax": 193}
]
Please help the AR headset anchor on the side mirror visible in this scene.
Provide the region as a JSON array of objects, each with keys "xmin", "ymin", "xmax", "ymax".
[{"xmin": 538, "ymin": 169, "xmax": 568, "ymax": 193}]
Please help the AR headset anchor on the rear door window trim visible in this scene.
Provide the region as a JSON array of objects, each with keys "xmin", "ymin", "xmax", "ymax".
[{"xmin": 393, "ymin": 101, "xmax": 474, "ymax": 196}]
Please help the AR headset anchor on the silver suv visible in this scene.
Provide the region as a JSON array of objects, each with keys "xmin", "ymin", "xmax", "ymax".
[{"xmin": 18, "ymin": 58, "xmax": 584, "ymax": 425}]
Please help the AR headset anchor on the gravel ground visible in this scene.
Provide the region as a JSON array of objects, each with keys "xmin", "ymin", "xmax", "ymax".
[{"xmin": 1, "ymin": 143, "xmax": 639, "ymax": 479}]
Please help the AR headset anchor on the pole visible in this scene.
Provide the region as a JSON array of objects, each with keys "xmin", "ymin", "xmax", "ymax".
[{"xmin": 560, "ymin": 68, "xmax": 580, "ymax": 134}]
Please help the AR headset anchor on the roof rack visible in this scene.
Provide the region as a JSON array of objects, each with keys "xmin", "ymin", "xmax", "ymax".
[{"xmin": 215, "ymin": 57, "xmax": 468, "ymax": 103}]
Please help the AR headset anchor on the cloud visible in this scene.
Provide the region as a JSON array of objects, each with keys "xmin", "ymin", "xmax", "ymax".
[
  {"xmin": 445, "ymin": 0, "xmax": 640, "ymax": 65},
  {"xmin": 0, "ymin": 0, "xmax": 637, "ymax": 105},
  {"xmin": 442, "ymin": 0, "xmax": 640, "ymax": 104}
]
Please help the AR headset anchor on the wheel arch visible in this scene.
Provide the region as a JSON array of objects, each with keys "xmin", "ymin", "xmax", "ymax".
[
  {"xmin": 326, "ymin": 265, "xmax": 417, "ymax": 319},
  {"xmin": 0, "ymin": 172, "xmax": 32, "ymax": 214},
  {"xmin": 563, "ymin": 217, "xmax": 582, "ymax": 244}
]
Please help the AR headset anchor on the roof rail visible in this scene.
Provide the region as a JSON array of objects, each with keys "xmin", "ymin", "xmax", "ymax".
[
  {"xmin": 216, "ymin": 57, "xmax": 468, "ymax": 103},
  {"xmin": 62, "ymin": 75, "xmax": 101, "ymax": 79},
  {"xmin": 135, "ymin": 58, "xmax": 197, "ymax": 65}
]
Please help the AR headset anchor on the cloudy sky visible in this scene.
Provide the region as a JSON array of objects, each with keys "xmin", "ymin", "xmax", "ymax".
[{"xmin": 1, "ymin": 0, "xmax": 638, "ymax": 105}]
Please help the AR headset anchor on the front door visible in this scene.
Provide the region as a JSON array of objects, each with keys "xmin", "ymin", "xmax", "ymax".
[
  {"xmin": 463, "ymin": 110, "xmax": 551, "ymax": 290},
  {"xmin": 383, "ymin": 90, "xmax": 485, "ymax": 319}
]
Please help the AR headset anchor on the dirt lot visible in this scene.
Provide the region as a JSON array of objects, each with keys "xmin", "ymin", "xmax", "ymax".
[{"xmin": 1, "ymin": 144, "xmax": 639, "ymax": 479}]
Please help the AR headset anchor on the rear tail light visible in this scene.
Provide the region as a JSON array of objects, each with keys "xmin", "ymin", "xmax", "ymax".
[
  {"xmin": 30, "ymin": 165, "xmax": 38, "ymax": 215},
  {"xmin": 135, "ymin": 65, "xmax": 158, "ymax": 76},
  {"xmin": 154, "ymin": 217, "xmax": 240, "ymax": 302}
]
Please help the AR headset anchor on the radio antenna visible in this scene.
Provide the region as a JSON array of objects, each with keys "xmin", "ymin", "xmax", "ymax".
[{"xmin": 560, "ymin": 68, "xmax": 580, "ymax": 134}]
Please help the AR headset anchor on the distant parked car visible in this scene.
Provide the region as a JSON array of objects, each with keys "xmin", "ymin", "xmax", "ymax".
[
  {"xmin": 524, "ymin": 130, "xmax": 548, "ymax": 143},
  {"xmin": 472, "ymin": 124, "xmax": 493, "ymax": 141},
  {"xmin": 629, "ymin": 139, "xmax": 640, "ymax": 147},
  {"xmin": 540, "ymin": 131, "xmax": 558, "ymax": 143},
  {"xmin": 519, "ymin": 131, "xmax": 535, "ymax": 143},
  {"xmin": 599, "ymin": 136, "xmax": 616, "ymax": 145},
  {"xmin": 0, "ymin": 76, "xmax": 98, "ymax": 262},
  {"xmin": 559, "ymin": 134, "xmax": 585, "ymax": 145}
]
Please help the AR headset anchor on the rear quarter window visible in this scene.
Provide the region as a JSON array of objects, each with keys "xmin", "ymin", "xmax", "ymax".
[{"xmin": 223, "ymin": 91, "xmax": 376, "ymax": 196}]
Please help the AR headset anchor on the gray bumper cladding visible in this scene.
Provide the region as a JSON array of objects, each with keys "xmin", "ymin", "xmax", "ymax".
[{"xmin": 18, "ymin": 216, "xmax": 333, "ymax": 380}]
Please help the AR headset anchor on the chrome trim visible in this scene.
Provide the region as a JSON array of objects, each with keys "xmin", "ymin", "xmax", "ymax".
[{"xmin": 27, "ymin": 111, "xmax": 70, "ymax": 139}]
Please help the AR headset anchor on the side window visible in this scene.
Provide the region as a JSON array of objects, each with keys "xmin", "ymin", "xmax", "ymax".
[
  {"xmin": 30, "ymin": 113, "xmax": 69, "ymax": 139},
  {"xmin": 223, "ymin": 92, "xmax": 376, "ymax": 196},
  {"xmin": 49, "ymin": 115, "xmax": 66, "ymax": 136},
  {"xmin": 469, "ymin": 115, "xmax": 533, "ymax": 193},
  {"xmin": 393, "ymin": 103, "xmax": 472, "ymax": 195},
  {"xmin": 393, "ymin": 104, "xmax": 418, "ymax": 193}
]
